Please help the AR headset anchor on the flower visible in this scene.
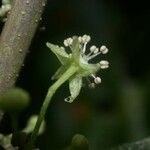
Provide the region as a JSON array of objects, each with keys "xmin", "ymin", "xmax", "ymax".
[{"xmin": 46, "ymin": 35, "xmax": 109, "ymax": 103}]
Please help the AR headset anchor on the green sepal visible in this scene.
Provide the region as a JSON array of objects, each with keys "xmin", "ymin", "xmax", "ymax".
[{"xmin": 46, "ymin": 42, "xmax": 69, "ymax": 65}]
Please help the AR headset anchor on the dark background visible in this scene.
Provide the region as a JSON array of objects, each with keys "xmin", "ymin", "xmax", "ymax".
[{"xmin": 1, "ymin": 0, "xmax": 150, "ymax": 149}]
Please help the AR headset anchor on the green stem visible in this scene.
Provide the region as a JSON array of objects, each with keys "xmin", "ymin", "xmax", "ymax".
[{"xmin": 30, "ymin": 64, "xmax": 78, "ymax": 147}]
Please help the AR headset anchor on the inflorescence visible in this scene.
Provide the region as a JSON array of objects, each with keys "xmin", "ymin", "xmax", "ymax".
[
  {"xmin": 63, "ymin": 35, "xmax": 109, "ymax": 88},
  {"xmin": 47, "ymin": 34, "xmax": 109, "ymax": 103}
]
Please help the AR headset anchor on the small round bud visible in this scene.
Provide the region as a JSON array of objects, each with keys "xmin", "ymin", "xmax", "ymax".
[
  {"xmin": 100, "ymin": 45, "xmax": 108, "ymax": 54},
  {"xmin": 0, "ymin": 88, "xmax": 30, "ymax": 112},
  {"xmin": 99, "ymin": 60, "xmax": 109, "ymax": 69},
  {"xmin": 94, "ymin": 77, "xmax": 101, "ymax": 84},
  {"xmin": 71, "ymin": 134, "xmax": 89, "ymax": 150}
]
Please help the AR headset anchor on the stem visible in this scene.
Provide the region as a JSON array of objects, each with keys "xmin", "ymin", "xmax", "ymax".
[
  {"xmin": 30, "ymin": 64, "xmax": 78, "ymax": 146},
  {"xmin": 0, "ymin": 0, "xmax": 47, "ymax": 123},
  {"xmin": 0, "ymin": 0, "xmax": 47, "ymax": 94}
]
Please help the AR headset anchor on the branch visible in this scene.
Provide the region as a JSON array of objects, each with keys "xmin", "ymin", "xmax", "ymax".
[
  {"xmin": 0, "ymin": 0, "xmax": 47, "ymax": 94},
  {"xmin": 0, "ymin": 0, "xmax": 47, "ymax": 122}
]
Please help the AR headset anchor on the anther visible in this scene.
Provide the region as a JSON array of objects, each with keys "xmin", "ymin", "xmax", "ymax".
[
  {"xmin": 100, "ymin": 45, "xmax": 109, "ymax": 54},
  {"xmin": 63, "ymin": 38, "xmax": 73, "ymax": 47},
  {"xmin": 78, "ymin": 36, "xmax": 82, "ymax": 43},
  {"xmin": 90, "ymin": 45, "xmax": 97, "ymax": 53},
  {"xmin": 99, "ymin": 60, "xmax": 109, "ymax": 69},
  {"xmin": 82, "ymin": 35, "xmax": 91, "ymax": 43},
  {"xmin": 94, "ymin": 77, "xmax": 101, "ymax": 84}
]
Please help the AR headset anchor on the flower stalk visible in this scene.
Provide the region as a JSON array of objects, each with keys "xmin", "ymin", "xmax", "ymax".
[{"xmin": 30, "ymin": 64, "xmax": 78, "ymax": 146}]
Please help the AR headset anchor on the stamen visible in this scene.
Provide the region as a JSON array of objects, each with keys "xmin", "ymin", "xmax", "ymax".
[
  {"xmin": 63, "ymin": 39, "xmax": 68, "ymax": 47},
  {"xmin": 67, "ymin": 38, "xmax": 73, "ymax": 45},
  {"xmin": 89, "ymin": 45, "xmax": 99, "ymax": 54},
  {"xmin": 91, "ymin": 74, "xmax": 96, "ymax": 78},
  {"xmin": 93, "ymin": 48, "xmax": 99, "ymax": 54},
  {"xmin": 82, "ymin": 35, "xmax": 91, "ymax": 43},
  {"xmin": 63, "ymin": 38, "xmax": 73, "ymax": 47},
  {"xmin": 87, "ymin": 51, "xmax": 101, "ymax": 61},
  {"xmin": 79, "ymin": 35, "xmax": 91, "ymax": 53},
  {"xmin": 91, "ymin": 74, "xmax": 101, "ymax": 84},
  {"xmin": 82, "ymin": 42, "xmax": 87, "ymax": 53},
  {"xmin": 86, "ymin": 51, "xmax": 93, "ymax": 57},
  {"xmin": 94, "ymin": 77, "xmax": 101, "ymax": 84},
  {"xmin": 87, "ymin": 46, "xmax": 99, "ymax": 57},
  {"xmin": 100, "ymin": 45, "xmax": 109, "ymax": 54},
  {"xmin": 99, "ymin": 60, "xmax": 109, "ymax": 69},
  {"xmin": 78, "ymin": 36, "xmax": 82, "ymax": 43}
]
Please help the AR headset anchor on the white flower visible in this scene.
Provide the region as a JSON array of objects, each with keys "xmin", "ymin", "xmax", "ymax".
[{"xmin": 47, "ymin": 35, "xmax": 109, "ymax": 103}]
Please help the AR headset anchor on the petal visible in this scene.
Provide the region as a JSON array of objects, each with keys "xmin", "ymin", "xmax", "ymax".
[
  {"xmin": 46, "ymin": 42, "xmax": 69, "ymax": 65},
  {"xmin": 70, "ymin": 37, "xmax": 81, "ymax": 62},
  {"xmin": 51, "ymin": 66, "xmax": 67, "ymax": 80},
  {"xmin": 64, "ymin": 76, "xmax": 82, "ymax": 103},
  {"xmin": 79, "ymin": 63, "xmax": 100, "ymax": 77}
]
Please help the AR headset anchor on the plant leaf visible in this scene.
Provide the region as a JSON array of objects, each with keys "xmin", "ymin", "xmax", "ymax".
[
  {"xmin": 64, "ymin": 76, "xmax": 82, "ymax": 103},
  {"xmin": 46, "ymin": 42, "xmax": 69, "ymax": 65}
]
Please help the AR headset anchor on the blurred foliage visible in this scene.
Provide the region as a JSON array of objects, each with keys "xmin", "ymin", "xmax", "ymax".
[
  {"xmin": 112, "ymin": 138, "xmax": 150, "ymax": 150},
  {"xmin": 0, "ymin": 88, "xmax": 30, "ymax": 112},
  {"xmin": 0, "ymin": 0, "xmax": 150, "ymax": 149}
]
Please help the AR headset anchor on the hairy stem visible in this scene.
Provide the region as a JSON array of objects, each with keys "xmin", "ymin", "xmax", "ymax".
[{"xmin": 30, "ymin": 64, "xmax": 78, "ymax": 147}]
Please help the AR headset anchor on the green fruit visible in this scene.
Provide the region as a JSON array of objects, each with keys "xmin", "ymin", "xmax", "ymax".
[
  {"xmin": 71, "ymin": 134, "xmax": 89, "ymax": 150},
  {"xmin": 0, "ymin": 88, "xmax": 30, "ymax": 112}
]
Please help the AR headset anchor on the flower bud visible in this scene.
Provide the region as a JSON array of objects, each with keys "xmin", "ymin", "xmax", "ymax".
[{"xmin": 0, "ymin": 88, "xmax": 30, "ymax": 112}]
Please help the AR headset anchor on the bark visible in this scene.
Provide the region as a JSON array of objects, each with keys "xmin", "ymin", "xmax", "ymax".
[
  {"xmin": 0, "ymin": 0, "xmax": 47, "ymax": 94},
  {"xmin": 0, "ymin": 0, "xmax": 47, "ymax": 120}
]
